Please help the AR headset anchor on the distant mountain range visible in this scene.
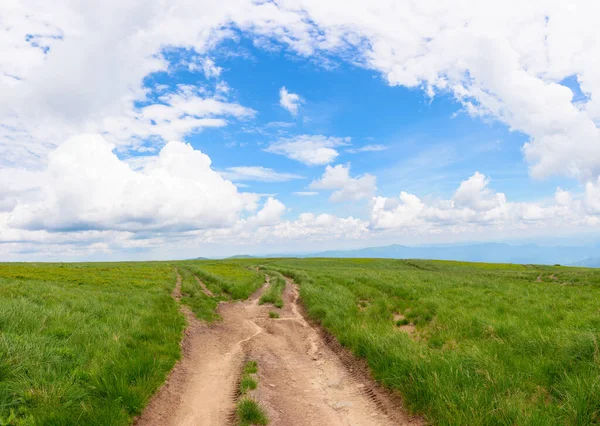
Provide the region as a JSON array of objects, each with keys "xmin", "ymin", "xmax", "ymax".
[
  {"xmin": 220, "ymin": 243, "xmax": 600, "ymax": 267},
  {"xmin": 571, "ymin": 257, "xmax": 600, "ymax": 267}
]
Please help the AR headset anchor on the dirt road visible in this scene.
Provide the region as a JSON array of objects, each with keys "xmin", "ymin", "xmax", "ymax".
[{"xmin": 136, "ymin": 275, "xmax": 421, "ymax": 426}]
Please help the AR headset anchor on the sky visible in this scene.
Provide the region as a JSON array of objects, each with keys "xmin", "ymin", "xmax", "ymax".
[{"xmin": 1, "ymin": 0, "xmax": 600, "ymax": 261}]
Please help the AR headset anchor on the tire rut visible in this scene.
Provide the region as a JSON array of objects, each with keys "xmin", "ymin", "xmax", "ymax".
[{"xmin": 137, "ymin": 272, "xmax": 422, "ymax": 426}]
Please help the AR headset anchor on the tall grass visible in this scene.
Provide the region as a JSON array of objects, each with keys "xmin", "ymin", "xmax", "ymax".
[
  {"xmin": 0, "ymin": 260, "xmax": 265, "ymax": 425},
  {"xmin": 177, "ymin": 267, "xmax": 220, "ymax": 322},
  {"xmin": 178, "ymin": 261, "xmax": 264, "ymax": 300},
  {"xmin": 0, "ymin": 262, "xmax": 184, "ymax": 425},
  {"xmin": 261, "ymin": 258, "xmax": 600, "ymax": 425},
  {"xmin": 259, "ymin": 271, "xmax": 285, "ymax": 308}
]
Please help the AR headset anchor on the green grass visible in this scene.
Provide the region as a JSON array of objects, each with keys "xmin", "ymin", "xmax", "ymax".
[
  {"xmin": 237, "ymin": 360, "xmax": 268, "ymax": 426},
  {"xmin": 177, "ymin": 267, "xmax": 220, "ymax": 322},
  {"xmin": 178, "ymin": 261, "xmax": 264, "ymax": 300},
  {"xmin": 245, "ymin": 258, "xmax": 600, "ymax": 426},
  {"xmin": 268, "ymin": 311, "xmax": 280, "ymax": 319},
  {"xmin": 237, "ymin": 398, "xmax": 268, "ymax": 426},
  {"xmin": 0, "ymin": 262, "xmax": 184, "ymax": 425},
  {"xmin": 258, "ymin": 272, "xmax": 285, "ymax": 308},
  {"xmin": 243, "ymin": 360, "xmax": 258, "ymax": 375},
  {"xmin": 240, "ymin": 376, "xmax": 257, "ymax": 394},
  {"xmin": 4, "ymin": 258, "xmax": 599, "ymax": 425},
  {"xmin": 0, "ymin": 260, "xmax": 263, "ymax": 425}
]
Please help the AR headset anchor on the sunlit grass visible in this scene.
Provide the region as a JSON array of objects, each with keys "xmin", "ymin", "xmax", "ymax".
[
  {"xmin": 237, "ymin": 398, "xmax": 268, "ymax": 426},
  {"xmin": 253, "ymin": 258, "xmax": 600, "ymax": 425},
  {"xmin": 0, "ymin": 262, "xmax": 184, "ymax": 425},
  {"xmin": 259, "ymin": 271, "xmax": 285, "ymax": 308}
]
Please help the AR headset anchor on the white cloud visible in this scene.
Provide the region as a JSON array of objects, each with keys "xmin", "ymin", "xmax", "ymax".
[
  {"xmin": 452, "ymin": 172, "xmax": 506, "ymax": 211},
  {"xmin": 267, "ymin": 0, "xmax": 600, "ymax": 183},
  {"xmin": 294, "ymin": 191, "xmax": 318, "ymax": 196},
  {"xmin": 310, "ymin": 164, "xmax": 376, "ymax": 202},
  {"xmin": 8, "ymin": 135, "xmax": 259, "ymax": 233},
  {"xmin": 585, "ymin": 177, "xmax": 600, "ymax": 214},
  {"xmin": 279, "ymin": 86, "xmax": 303, "ymax": 116},
  {"xmin": 222, "ymin": 166, "xmax": 303, "ymax": 182},
  {"xmin": 265, "ymin": 135, "xmax": 350, "ymax": 165},
  {"xmin": 256, "ymin": 213, "xmax": 369, "ymax": 241},
  {"xmin": 346, "ymin": 144, "xmax": 388, "ymax": 154},
  {"xmin": 370, "ymin": 171, "xmax": 599, "ymax": 232},
  {"xmin": 249, "ymin": 197, "xmax": 287, "ymax": 226},
  {"xmin": 3, "ymin": 0, "xmax": 600, "ymax": 258},
  {"xmin": 199, "ymin": 58, "xmax": 222, "ymax": 79},
  {"xmin": 4, "ymin": 0, "xmax": 600, "ymax": 184}
]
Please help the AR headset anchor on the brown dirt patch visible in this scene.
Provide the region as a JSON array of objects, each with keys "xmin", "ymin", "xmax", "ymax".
[
  {"xmin": 170, "ymin": 271, "xmax": 182, "ymax": 301},
  {"xmin": 194, "ymin": 276, "xmax": 214, "ymax": 297},
  {"xmin": 393, "ymin": 313, "xmax": 405, "ymax": 322}
]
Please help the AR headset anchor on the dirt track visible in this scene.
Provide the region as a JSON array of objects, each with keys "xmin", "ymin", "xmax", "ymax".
[{"xmin": 136, "ymin": 275, "xmax": 422, "ymax": 426}]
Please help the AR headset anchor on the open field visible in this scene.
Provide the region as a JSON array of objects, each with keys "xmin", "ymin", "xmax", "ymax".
[
  {"xmin": 1, "ymin": 259, "xmax": 599, "ymax": 425},
  {"xmin": 253, "ymin": 258, "xmax": 600, "ymax": 425},
  {"xmin": 0, "ymin": 263, "xmax": 184, "ymax": 425}
]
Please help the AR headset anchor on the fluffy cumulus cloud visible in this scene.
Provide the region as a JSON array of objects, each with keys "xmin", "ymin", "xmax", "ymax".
[
  {"xmin": 279, "ymin": 87, "xmax": 303, "ymax": 116},
  {"xmin": 370, "ymin": 172, "xmax": 600, "ymax": 232},
  {"xmin": 310, "ymin": 164, "xmax": 376, "ymax": 202},
  {"xmin": 3, "ymin": 0, "xmax": 600, "ymax": 258},
  {"xmin": 265, "ymin": 135, "xmax": 350, "ymax": 165},
  {"xmin": 248, "ymin": 197, "xmax": 287, "ymax": 227},
  {"xmin": 3, "ymin": 1, "xmax": 600, "ymax": 176},
  {"xmin": 8, "ymin": 135, "xmax": 258, "ymax": 233},
  {"xmin": 256, "ymin": 213, "xmax": 369, "ymax": 241},
  {"xmin": 263, "ymin": 0, "xmax": 600, "ymax": 183}
]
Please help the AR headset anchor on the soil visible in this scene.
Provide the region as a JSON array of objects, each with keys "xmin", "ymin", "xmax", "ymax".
[
  {"xmin": 194, "ymin": 276, "xmax": 214, "ymax": 297},
  {"xmin": 136, "ymin": 275, "xmax": 423, "ymax": 426}
]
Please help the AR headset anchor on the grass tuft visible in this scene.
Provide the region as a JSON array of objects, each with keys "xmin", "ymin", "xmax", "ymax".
[
  {"xmin": 237, "ymin": 398, "xmax": 269, "ymax": 426},
  {"xmin": 240, "ymin": 375, "xmax": 257, "ymax": 394},
  {"xmin": 268, "ymin": 311, "xmax": 280, "ymax": 319},
  {"xmin": 243, "ymin": 360, "xmax": 258, "ymax": 375}
]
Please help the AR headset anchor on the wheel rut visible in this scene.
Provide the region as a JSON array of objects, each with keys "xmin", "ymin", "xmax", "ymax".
[{"xmin": 136, "ymin": 273, "xmax": 422, "ymax": 426}]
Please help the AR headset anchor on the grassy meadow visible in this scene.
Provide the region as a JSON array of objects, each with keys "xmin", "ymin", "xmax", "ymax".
[
  {"xmin": 0, "ymin": 261, "xmax": 263, "ymax": 425},
  {"xmin": 1, "ymin": 258, "xmax": 599, "ymax": 425},
  {"xmin": 251, "ymin": 258, "xmax": 600, "ymax": 426}
]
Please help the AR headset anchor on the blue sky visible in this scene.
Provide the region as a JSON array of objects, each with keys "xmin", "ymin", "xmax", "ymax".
[
  {"xmin": 1, "ymin": 1, "xmax": 600, "ymax": 260},
  {"xmin": 144, "ymin": 39, "xmax": 570, "ymax": 215}
]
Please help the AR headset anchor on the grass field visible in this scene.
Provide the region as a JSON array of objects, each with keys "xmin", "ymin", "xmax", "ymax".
[
  {"xmin": 0, "ymin": 262, "xmax": 184, "ymax": 425},
  {"xmin": 0, "ymin": 261, "xmax": 263, "ymax": 425},
  {"xmin": 251, "ymin": 258, "xmax": 600, "ymax": 426},
  {"xmin": 1, "ymin": 258, "xmax": 599, "ymax": 425}
]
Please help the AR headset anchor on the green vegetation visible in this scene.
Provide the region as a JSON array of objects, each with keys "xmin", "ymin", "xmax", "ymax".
[
  {"xmin": 177, "ymin": 267, "xmax": 219, "ymax": 322},
  {"xmin": 239, "ymin": 376, "xmax": 257, "ymax": 394},
  {"xmin": 268, "ymin": 311, "xmax": 280, "ymax": 319},
  {"xmin": 3, "ymin": 258, "xmax": 599, "ymax": 425},
  {"xmin": 240, "ymin": 360, "xmax": 258, "ymax": 394},
  {"xmin": 237, "ymin": 399, "xmax": 268, "ymax": 426},
  {"xmin": 258, "ymin": 272, "xmax": 285, "ymax": 308},
  {"xmin": 243, "ymin": 360, "xmax": 258, "ymax": 375},
  {"xmin": 0, "ymin": 262, "xmax": 184, "ymax": 426},
  {"xmin": 0, "ymin": 260, "xmax": 264, "ymax": 425},
  {"xmin": 247, "ymin": 258, "xmax": 600, "ymax": 426},
  {"xmin": 237, "ymin": 360, "xmax": 268, "ymax": 426},
  {"xmin": 179, "ymin": 261, "xmax": 264, "ymax": 300},
  {"xmin": 175, "ymin": 262, "xmax": 264, "ymax": 322}
]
